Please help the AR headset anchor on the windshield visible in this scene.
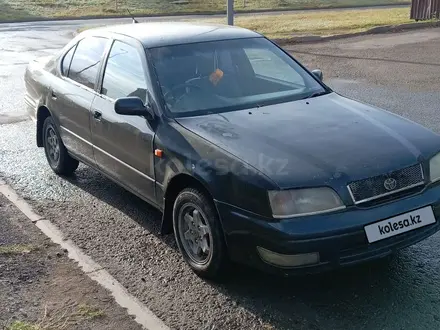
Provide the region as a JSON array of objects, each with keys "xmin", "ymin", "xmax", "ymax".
[{"xmin": 150, "ymin": 37, "xmax": 327, "ymax": 117}]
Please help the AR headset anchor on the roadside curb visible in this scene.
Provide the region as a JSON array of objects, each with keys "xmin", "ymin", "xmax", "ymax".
[
  {"xmin": 0, "ymin": 182, "xmax": 170, "ymax": 330},
  {"xmin": 273, "ymin": 21, "xmax": 440, "ymax": 45},
  {"xmin": 0, "ymin": 3, "xmax": 410, "ymax": 24}
]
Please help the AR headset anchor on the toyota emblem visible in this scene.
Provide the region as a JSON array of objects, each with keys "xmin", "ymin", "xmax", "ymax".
[{"xmin": 384, "ymin": 178, "xmax": 397, "ymax": 191}]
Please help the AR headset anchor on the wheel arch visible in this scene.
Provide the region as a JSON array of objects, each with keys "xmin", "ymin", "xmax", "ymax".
[
  {"xmin": 160, "ymin": 173, "xmax": 220, "ymax": 235},
  {"xmin": 36, "ymin": 105, "xmax": 52, "ymax": 147}
]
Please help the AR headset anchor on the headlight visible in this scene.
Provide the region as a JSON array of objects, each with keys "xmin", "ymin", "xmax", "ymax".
[
  {"xmin": 268, "ymin": 187, "xmax": 345, "ymax": 218},
  {"xmin": 430, "ymin": 152, "xmax": 440, "ymax": 183}
]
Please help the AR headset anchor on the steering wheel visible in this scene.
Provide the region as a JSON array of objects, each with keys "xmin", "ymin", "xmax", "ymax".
[{"xmin": 163, "ymin": 82, "xmax": 212, "ymax": 106}]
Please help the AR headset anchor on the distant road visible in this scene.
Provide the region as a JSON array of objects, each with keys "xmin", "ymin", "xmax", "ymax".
[{"xmin": 0, "ymin": 3, "xmax": 410, "ymax": 31}]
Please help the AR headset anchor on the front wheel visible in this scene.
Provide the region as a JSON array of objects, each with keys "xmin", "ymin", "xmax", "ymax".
[
  {"xmin": 43, "ymin": 117, "xmax": 79, "ymax": 176},
  {"xmin": 173, "ymin": 188, "xmax": 229, "ymax": 280}
]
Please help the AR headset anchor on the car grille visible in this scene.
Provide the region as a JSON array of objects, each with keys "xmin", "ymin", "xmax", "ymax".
[{"xmin": 348, "ymin": 164, "xmax": 425, "ymax": 204}]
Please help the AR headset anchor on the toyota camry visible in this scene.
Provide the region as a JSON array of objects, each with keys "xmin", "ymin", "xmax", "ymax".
[{"xmin": 24, "ymin": 22, "xmax": 440, "ymax": 279}]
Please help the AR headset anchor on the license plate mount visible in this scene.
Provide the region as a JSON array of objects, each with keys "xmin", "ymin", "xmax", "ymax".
[{"xmin": 364, "ymin": 206, "xmax": 436, "ymax": 243}]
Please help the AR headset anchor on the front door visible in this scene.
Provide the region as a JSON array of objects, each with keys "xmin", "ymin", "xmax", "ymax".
[{"xmin": 90, "ymin": 39, "xmax": 156, "ymax": 204}]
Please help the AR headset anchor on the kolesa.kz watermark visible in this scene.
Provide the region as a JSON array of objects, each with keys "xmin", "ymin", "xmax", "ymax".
[{"xmin": 378, "ymin": 214, "xmax": 422, "ymax": 235}]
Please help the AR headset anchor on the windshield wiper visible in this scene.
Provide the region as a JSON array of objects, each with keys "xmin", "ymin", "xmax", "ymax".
[{"xmin": 303, "ymin": 91, "xmax": 329, "ymax": 99}]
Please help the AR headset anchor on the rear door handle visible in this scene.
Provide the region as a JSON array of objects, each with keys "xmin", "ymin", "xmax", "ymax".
[
  {"xmin": 51, "ymin": 91, "xmax": 57, "ymax": 99},
  {"xmin": 93, "ymin": 111, "xmax": 102, "ymax": 121}
]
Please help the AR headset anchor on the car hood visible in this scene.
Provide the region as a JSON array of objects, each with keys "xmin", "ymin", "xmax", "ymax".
[{"xmin": 175, "ymin": 93, "xmax": 440, "ymax": 189}]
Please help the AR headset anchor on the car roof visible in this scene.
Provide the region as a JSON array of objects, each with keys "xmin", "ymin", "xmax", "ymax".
[{"xmin": 91, "ymin": 22, "xmax": 262, "ymax": 48}]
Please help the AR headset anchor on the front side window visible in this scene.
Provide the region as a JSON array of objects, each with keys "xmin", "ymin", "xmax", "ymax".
[
  {"xmin": 62, "ymin": 46, "xmax": 76, "ymax": 76},
  {"xmin": 150, "ymin": 37, "xmax": 327, "ymax": 117},
  {"xmin": 101, "ymin": 41, "xmax": 148, "ymax": 103},
  {"xmin": 68, "ymin": 37, "xmax": 108, "ymax": 89}
]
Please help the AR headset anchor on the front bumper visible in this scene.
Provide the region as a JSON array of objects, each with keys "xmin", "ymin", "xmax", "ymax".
[{"xmin": 216, "ymin": 184, "xmax": 440, "ymax": 275}]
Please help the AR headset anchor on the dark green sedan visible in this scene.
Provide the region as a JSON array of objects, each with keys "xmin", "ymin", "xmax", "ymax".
[{"xmin": 24, "ymin": 22, "xmax": 440, "ymax": 279}]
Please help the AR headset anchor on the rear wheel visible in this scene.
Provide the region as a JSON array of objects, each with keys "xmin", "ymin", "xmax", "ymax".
[
  {"xmin": 173, "ymin": 188, "xmax": 229, "ymax": 280},
  {"xmin": 43, "ymin": 117, "xmax": 79, "ymax": 176}
]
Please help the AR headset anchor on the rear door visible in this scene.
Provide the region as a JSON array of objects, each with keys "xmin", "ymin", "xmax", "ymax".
[
  {"xmin": 49, "ymin": 36, "xmax": 109, "ymax": 164},
  {"xmin": 90, "ymin": 38, "xmax": 157, "ymax": 204}
]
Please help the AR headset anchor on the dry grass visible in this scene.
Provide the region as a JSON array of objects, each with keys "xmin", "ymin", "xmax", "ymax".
[
  {"xmin": 204, "ymin": 7, "xmax": 413, "ymax": 38},
  {"xmin": 5, "ymin": 304, "xmax": 105, "ymax": 330},
  {"xmin": 0, "ymin": 0, "xmax": 409, "ymax": 21},
  {"xmin": 79, "ymin": 7, "xmax": 415, "ymax": 39}
]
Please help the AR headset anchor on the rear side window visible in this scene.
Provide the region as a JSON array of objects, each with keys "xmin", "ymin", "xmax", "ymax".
[
  {"xmin": 101, "ymin": 41, "xmax": 148, "ymax": 103},
  {"xmin": 62, "ymin": 46, "xmax": 76, "ymax": 76},
  {"xmin": 68, "ymin": 37, "xmax": 108, "ymax": 89}
]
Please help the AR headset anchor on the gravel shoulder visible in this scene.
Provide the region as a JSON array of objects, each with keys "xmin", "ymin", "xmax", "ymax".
[{"xmin": 0, "ymin": 194, "xmax": 143, "ymax": 330}]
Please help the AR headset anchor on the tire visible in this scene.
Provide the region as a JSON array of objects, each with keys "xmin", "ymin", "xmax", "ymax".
[
  {"xmin": 43, "ymin": 116, "xmax": 79, "ymax": 176},
  {"xmin": 173, "ymin": 188, "xmax": 229, "ymax": 280}
]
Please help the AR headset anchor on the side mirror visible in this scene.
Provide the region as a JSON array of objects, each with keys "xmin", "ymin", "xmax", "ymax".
[
  {"xmin": 312, "ymin": 69, "xmax": 323, "ymax": 81},
  {"xmin": 114, "ymin": 97, "xmax": 154, "ymax": 120}
]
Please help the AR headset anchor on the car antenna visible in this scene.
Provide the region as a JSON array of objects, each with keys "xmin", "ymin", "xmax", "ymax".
[{"xmin": 127, "ymin": 8, "xmax": 139, "ymax": 24}]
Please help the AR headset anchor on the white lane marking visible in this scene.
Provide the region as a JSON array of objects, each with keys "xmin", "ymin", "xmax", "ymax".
[{"xmin": 0, "ymin": 182, "xmax": 170, "ymax": 330}]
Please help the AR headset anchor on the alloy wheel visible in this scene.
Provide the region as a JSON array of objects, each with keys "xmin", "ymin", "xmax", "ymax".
[
  {"xmin": 46, "ymin": 127, "xmax": 60, "ymax": 165},
  {"xmin": 178, "ymin": 202, "xmax": 213, "ymax": 265}
]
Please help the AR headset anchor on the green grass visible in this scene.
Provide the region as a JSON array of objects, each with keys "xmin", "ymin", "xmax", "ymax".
[
  {"xmin": 0, "ymin": 0, "xmax": 410, "ymax": 21},
  {"xmin": 6, "ymin": 321, "xmax": 41, "ymax": 330},
  {"xmin": 77, "ymin": 304, "xmax": 105, "ymax": 319},
  {"xmin": 0, "ymin": 244, "xmax": 35, "ymax": 254}
]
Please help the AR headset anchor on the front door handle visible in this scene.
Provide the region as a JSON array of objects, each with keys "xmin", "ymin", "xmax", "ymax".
[
  {"xmin": 93, "ymin": 111, "xmax": 102, "ymax": 121},
  {"xmin": 51, "ymin": 90, "xmax": 57, "ymax": 100}
]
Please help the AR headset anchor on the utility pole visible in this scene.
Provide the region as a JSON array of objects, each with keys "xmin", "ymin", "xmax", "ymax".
[{"xmin": 227, "ymin": 0, "xmax": 234, "ymax": 25}]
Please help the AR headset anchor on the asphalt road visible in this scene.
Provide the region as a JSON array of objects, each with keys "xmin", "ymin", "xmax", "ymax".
[{"xmin": 1, "ymin": 21, "xmax": 440, "ymax": 329}]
